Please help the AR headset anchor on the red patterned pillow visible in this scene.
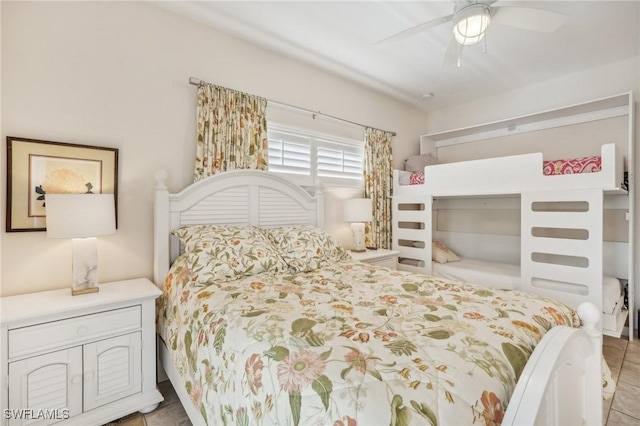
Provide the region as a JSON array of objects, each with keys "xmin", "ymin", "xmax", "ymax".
[
  {"xmin": 543, "ymin": 156, "xmax": 601, "ymax": 176},
  {"xmin": 409, "ymin": 172, "xmax": 425, "ymax": 185}
]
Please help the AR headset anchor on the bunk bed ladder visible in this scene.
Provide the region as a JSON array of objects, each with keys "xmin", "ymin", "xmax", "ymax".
[
  {"xmin": 521, "ymin": 190, "xmax": 603, "ymax": 327},
  {"xmin": 392, "ymin": 195, "xmax": 433, "ymax": 274}
]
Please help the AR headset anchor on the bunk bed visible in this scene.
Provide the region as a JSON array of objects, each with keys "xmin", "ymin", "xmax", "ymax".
[
  {"xmin": 154, "ymin": 169, "xmax": 606, "ymax": 426},
  {"xmin": 392, "ymin": 93, "xmax": 635, "ymax": 340}
]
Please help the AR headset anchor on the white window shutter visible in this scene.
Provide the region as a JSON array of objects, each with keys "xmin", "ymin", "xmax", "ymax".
[
  {"xmin": 267, "ymin": 124, "xmax": 364, "ymax": 187},
  {"xmin": 317, "ymin": 139, "xmax": 363, "ymax": 181},
  {"xmin": 267, "ymin": 131, "xmax": 312, "ymax": 176}
]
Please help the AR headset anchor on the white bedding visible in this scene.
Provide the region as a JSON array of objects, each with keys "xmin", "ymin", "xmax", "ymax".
[
  {"xmin": 602, "ymin": 275, "xmax": 624, "ymax": 315},
  {"xmin": 397, "ymin": 169, "xmax": 412, "ymax": 185},
  {"xmin": 429, "ymin": 257, "xmax": 622, "ymax": 315},
  {"xmin": 433, "ymin": 257, "xmax": 520, "ymax": 290}
]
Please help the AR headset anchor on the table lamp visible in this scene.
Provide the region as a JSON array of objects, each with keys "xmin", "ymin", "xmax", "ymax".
[
  {"xmin": 46, "ymin": 194, "xmax": 116, "ymax": 295},
  {"xmin": 343, "ymin": 198, "xmax": 373, "ymax": 252}
]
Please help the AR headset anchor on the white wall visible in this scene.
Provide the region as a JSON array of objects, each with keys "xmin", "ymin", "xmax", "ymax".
[
  {"xmin": 0, "ymin": 1, "xmax": 427, "ymax": 296},
  {"xmin": 425, "ymin": 57, "xmax": 640, "ymax": 135}
]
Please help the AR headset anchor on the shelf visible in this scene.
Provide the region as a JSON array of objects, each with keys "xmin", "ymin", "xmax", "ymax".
[{"xmin": 422, "ymin": 92, "xmax": 632, "ymax": 148}]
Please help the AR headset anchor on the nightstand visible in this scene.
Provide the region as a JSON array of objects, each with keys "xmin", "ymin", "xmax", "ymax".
[
  {"xmin": 350, "ymin": 249, "xmax": 400, "ymax": 270},
  {"xmin": 0, "ymin": 278, "xmax": 163, "ymax": 426}
]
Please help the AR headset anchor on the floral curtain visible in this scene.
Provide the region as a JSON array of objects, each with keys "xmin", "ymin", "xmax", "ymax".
[
  {"xmin": 194, "ymin": 83, "xmax": 269, "ymax": 181},
  {"xmin": 364, "ymin": 127, "xmax": 393, "ymax": 249}
]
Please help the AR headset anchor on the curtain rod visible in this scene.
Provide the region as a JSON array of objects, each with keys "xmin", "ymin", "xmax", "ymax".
[{"xmin": 188, "ymin": 77, "xmax": 397, "ymax": 137}]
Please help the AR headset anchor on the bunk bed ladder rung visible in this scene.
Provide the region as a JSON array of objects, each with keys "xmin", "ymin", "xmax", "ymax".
[
  {"xmin": 395, "ymin": 228, "xmax": 429, "ymax": 242},
  {"xmin": 527, "ymin": 237, "xmax": 593, "ymax": 258},
  {"xmin": 395, "ymin": 212, "xmax": 428, "ymax": 223},
  {"xmin": 521, "ymin": 190, "xmax": 603, "ymax": 319}
]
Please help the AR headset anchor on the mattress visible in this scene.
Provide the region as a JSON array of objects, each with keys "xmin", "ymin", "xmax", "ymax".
[
  {"xmin": 433, "ymin": 257, "xmax": 520, "ymax": 290},
  {"xmin": 602, "ymin": 275, "xmax": 624, "ymax": 315},
  {"xmin": 158, "ymin": 255, "xmax": 593, "ymax": 426},
  {"xmin": 398, "ymin": 155, "xmax": 602, "ymax": 185},
  {"xmin": 430, "ymin": 257, "xmax": 622, "ymax": 315}
]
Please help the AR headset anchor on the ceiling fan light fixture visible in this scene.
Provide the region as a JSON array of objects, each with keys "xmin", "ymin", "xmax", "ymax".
[{"xmin": 453, "ymin": 4, "xmax": 491, "ymax": 46}]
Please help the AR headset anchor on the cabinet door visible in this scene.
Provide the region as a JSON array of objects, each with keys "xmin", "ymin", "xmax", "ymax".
[
  {"xmin": 83, "ymin": 332, "xmax": 142, "ymax": 411},
  {"xmin": 8, "ymin": 347, "xmax": 83, "ymax": 426}
]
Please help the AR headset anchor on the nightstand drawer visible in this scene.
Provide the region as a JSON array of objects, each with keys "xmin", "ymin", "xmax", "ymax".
[{"xmin": 8, "ymin": 306, "xmax": 141, "ymax": 359}]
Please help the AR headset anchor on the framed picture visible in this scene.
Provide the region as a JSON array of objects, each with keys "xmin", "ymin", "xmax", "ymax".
[{"xmin": 6, "ymin": 137, "xmax": 118, "ymax": 232}]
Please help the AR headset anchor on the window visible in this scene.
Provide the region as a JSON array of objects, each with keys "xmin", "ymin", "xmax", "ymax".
[{"xmin": 267, "ymin": 124, "xmax": 364, "ymax": 187}]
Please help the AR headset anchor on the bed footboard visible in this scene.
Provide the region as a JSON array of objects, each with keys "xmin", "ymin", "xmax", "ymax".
[{"xmin": 502, "ymin": 302, "xmax": 603, "ymax": 425}]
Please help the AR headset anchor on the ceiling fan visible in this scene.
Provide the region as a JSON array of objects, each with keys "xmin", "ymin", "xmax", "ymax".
[{"xmin": 377, "ymin": 0, "xmax": 567, "ymax": 66}]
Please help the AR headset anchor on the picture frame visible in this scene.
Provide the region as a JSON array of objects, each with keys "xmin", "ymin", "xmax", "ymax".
[{"xmin": 6, "ymin": 136, "xmax": 118, "ymax": 232}]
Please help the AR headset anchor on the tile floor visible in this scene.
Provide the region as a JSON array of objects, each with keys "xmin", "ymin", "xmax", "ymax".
[
  {"xmin": 137, "ymin": 335, "xmax": 639, "ymax": 426},
  {"xmin": 142, "ymin": 380, "xmax": 192, "ymax": 426},
  {"xmin": 603, "ymin": 334, "xmax": 640, "ymax": 425}
]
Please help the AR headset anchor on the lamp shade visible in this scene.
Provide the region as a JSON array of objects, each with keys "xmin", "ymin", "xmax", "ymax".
[
  {"xmin": 46, "ymin": 194, "xmax": 116, "ymax": 239},
  {"xmin": 453, "ymin": 4, "xmax": 491, "ymax": 45},
  {"xmin": 343, "ymin": 198, "xmax": 373, "ymax": 223}
]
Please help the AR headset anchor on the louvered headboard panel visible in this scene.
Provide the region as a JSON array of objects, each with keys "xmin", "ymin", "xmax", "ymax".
[
  {"xmin": 259, "ymin": 187, "xmax": 313, "ymax": 227},
  {"xmin": 153, "ymin": 170, "xmax": 323, "ymax": 287},
  {"xmin": 179, "ymin": 187, "xmax": 251, "ymax": 226}
]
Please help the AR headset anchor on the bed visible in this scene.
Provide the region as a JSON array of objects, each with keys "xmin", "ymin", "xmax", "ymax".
[
  {"xmin": 392, "ymin": 143, "xmax": 628, "ymax": 334},
  {"xmin": 394, "ymin": 143, "xmax": 623, "ymax": 193},
  {"xmin": 398, "ymin": 154, "xmax": 606, "ymax": 186},
  {"xmin": 154, "ymin": 169, "xmax": 607, "ymax": 426}
]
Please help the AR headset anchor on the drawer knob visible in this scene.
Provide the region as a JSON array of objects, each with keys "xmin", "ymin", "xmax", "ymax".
[
  {"xmin": 77, "ymin": 326, "xmax": 88, "ymax": 335},
  {"xmin": 71, "ymin": 375, "xmax": 82, "ymax": 384},
  {"xmin": 85, "ymin": 371, "xmax": 94, "ymax": 381}
]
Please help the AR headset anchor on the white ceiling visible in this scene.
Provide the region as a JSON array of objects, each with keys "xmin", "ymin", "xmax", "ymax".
[{"xmin": 154, "ymin": 1, "xmax": 640, "ymax": 111}]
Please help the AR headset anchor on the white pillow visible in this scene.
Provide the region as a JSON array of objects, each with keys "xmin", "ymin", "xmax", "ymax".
[
  {"xmin": 432, "ymin": 240, "xmax": 460, "ymax": 264},
  {"xmin": 398, "ymin": 170, "xmax": 413, "ymax": 185},
  {"xmin": 405, "ymin": 153, "xmax": 439, "ymax": 172}
]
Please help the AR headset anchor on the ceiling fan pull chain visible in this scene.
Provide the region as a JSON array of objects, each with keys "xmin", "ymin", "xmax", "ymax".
[{"xmin": 483, "ymin": 36, "xmax": 488, "ymax": 54}]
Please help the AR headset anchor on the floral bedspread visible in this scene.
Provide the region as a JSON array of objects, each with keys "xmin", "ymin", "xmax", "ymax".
[{"xmin": 158, "ymin": 257, "xmax": 602, "ymax": 426}]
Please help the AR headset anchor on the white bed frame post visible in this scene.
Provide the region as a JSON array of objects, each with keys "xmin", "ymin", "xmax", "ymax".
[
  {"xmin": 579, "ymin": 304, "xmax": 605, "ymax": 426},
  {"xmin": 626, "ymin": 93, "xmax": 635, "ymax": 341},
  {"xmin": 314, "ymin": 180, "xmax": 324, "ymax": 230},
  {"xmin": 153, "ymin": 170, "xmax": 170, "ymax": 288},
  {"xmin": 503, "ymin": 303, "xmax": 603, "ymax": 425}
]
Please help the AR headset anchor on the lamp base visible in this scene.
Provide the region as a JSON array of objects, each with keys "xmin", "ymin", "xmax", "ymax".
[
  {"xmin": 350, "ymin": 222, "xmax": 367, "ymax": 252},
  {"xmin": 72, "ymin": 237, "xmax": 100, "ymax": 296},
  {"xmin": 72, "ymin": 287, "xmax": 99, "ymax": 296}
]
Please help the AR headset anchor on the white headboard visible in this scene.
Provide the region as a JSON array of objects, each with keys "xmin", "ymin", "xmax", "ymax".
[{"xmin": 153, "ymin": 169, "xmax": 323, "ymax": 287}]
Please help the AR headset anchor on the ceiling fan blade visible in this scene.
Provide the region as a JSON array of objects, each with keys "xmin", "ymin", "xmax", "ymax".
[
  {"xmin": 376, "ymin": 14, "xmax": 453, "ymax": 44},
  {"xmin": 491, "ymin": 6, "xmax": 567, "ymax": 33},
  {"xmin": 442, "ymin": 36, "xmax": 463, "ymax": 68}
]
